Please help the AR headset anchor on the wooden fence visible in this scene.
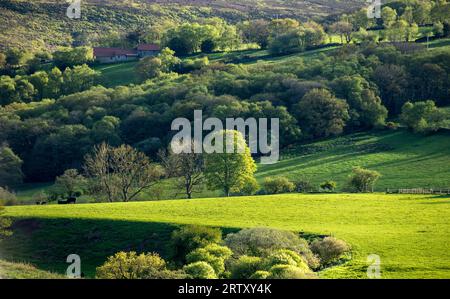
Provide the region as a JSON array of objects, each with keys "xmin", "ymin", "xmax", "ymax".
[{"xmin": 386, "ymin": 188, "xmax": 450, "ymax": 195}]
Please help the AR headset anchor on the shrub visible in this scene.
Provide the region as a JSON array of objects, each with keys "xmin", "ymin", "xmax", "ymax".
[
  {"xmin": 249, "ymin": 270, "xmax": 271, "ymax": 279},
  {"xmin": 239, "ymin": 178, "xmax": 260, "ymax": 196},
  {"xmin": 183, "ymin": 261, "xmax": 217, "ymax": 279},
  {"xmin": 263, "ymin": 249, "xmax": 310, "ymax": 271},
  {"xmin": 400, "ymin": 101, "xmax": 446, "ymax": 134},
  {"xmin": 348, "ymin": 167, "xmax": 381, "ymax": 193},
  {"xmin": 310, "ymin": 237, "xmax": 350, "ymax": 266},
  {"xmin": 96, "ymin": 251, "xmax": 183, "ymax": 279},
  {"xmin": 263, "ymin": 177, "xmax": 295, "ymax": 194},
  {"xmin": 229, "ymin": 256, "xmax": 263, "ymax": 279},
  {"xmin": 224, "ymin": 227, "xmax": 319, "ymax": 269},
  {"xmin": 293, "ymin": 179, "xmax": 315, "ymax": 193},
  {"xmin": 0, "ymin": 187, "xmax": 18, "ymax": 206},
  {"xmin": 320, "ymin": 180, "xmax": 337, "ymax": 192},
  {"xmin": 171, "ymin": 225, "xmax": 222, "ymax": 263},
  {"xmin": 186, "ymin": 244, "xmax": 232, "ymax": 275},
  {"xmin": 267, "ymin": 264, "xmax": 316, "ymax": 279},
  {"xmin": 0, "ymin": 203, "xmax": 12, "ymax": 238}
]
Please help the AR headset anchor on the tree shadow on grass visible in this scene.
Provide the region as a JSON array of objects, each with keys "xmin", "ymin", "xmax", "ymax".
[{"xmin": 0, "ymin": 217, "xmax": 239, "ymax": 278}]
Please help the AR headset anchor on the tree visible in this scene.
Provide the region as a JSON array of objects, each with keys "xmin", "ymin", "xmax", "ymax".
[
  {"xmin": 320, "ymin": 181, "xmax": 337, "ymax": 192},
  {"xmin": 381, "ymin": 7, "xmax": 398, "ymax": 28},
  {"xmin": 239, "ymin": 19, "xmax": 271, "ymax": 48},
  {"xmin": 53, "ymin": 47, "xmax": 94, "ymax": 68},
  {"xmin": 158, "ymin": 141, "xmax": 204, "ymax": 199},
  {"xmin": 0, "ymin": 203, "xmax": 12, "ymax": 239},
  {"xmin": 400, "ymin": 101, "xmax": 447, "ymax": 134},
  {"xmin": 0, "ymin": 144, "xmax": 23, "ymax": 188},
  {"xmin": 52, "ymin": 169, "xmax": 86, "ymax": 199},
  {"xmin": 136, "ymin": 57, "xmax": 162, "ymax": 80},
  {"xmin": 5, "ymin": 48, "xmax": 25, "ymax": 68},
  {"xmin": 294, "ymin": 89, "xmax": 349, "ymax": 139},
  {"xmin": 0, "ymin": 53, "xmax": 6, "ymax": 70},
  {"xmin": 348, "ymin": 167, "xmax": 381, "ymax": 193},
  {"xmin": 204, "ymin": 130, "xmax": 257, "ymax": 197},
  {"xmin": 329, "ymin": 21, "xmax": 353, "ymax": 43},
  {"xmin": 84, "ymin": 143, "xmax": 164, "ymax": 202},
  {"xmin": 96, "ymin": 251, "xmax": 184, "ymax": 279},
  {"xmin": 331, "ymin": 76, "xmax": 387, "ymax": 129}
]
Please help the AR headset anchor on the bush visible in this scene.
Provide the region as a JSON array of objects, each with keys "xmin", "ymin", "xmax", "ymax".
[
  {"xmin": 239, "ymin": 178, "xmax": 260, "ymax": 196},
  {"xmin": 400, "ymin": 101, "xmax": 446, "ymax": 134},
  {"xmin": 0, "ymin": 203, "xmax": 12, "ymax": 238},
  {"xmin": 320, "ymin": 180, "xmax": 337, "ymax": 192},
  {"xmin": 96, "ymin": 251, "xmax": 184, "ymax": 279},
  {"xmin": 249, "ymin": 270, "xmax": 271, "ymax": 279},
  {"xmin": 183, "ymin": 261, "xmax": 217, "ymax": 279},
  {"xmin": 229, "ymin": 256, "xmax": 263, "ymax": 279},
  {"xmin": 186, "ymin": 244, "xmax": 232, "ymax": 276},
  {"xmin": 171, "ymin": 225, "xmax": 222, "ymax": 263},
  {"xmin": 293, "ymin": 179, "xmax": 315, "ymax": 193},
  {"xmin": 263, "ymin": 249, "xmax": 310, "ymax": 271},
  {"xmin": 348, "ymin": 167, "xmax": 381, "ymax": 193},
  {"xmin": 263, "ymin": 177, "xmax": 295, "ymax": 194},
  {"xmin": 267, "ymin": 264, "xmax": 316, "ymax": 279},
  {"xmin": 224, "ymin": 227, "xmax": 319, "ymax": 269},
  {"xmin": 0, "ymin": 187, "xmax": 18, "ymax": 206},
  {"xmin": 310, "ymin": 237, "xmax": 350, "ymax": 266}
]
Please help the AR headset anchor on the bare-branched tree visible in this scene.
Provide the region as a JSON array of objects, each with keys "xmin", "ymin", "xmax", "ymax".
[{"xmin": 84, "ymin": 143, "xmax": 164, "ymax": 202}]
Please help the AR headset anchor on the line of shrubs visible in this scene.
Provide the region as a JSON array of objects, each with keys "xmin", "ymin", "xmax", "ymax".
[
  {"xmin": 256, "ymin": 167, "xmax": 381, "ymax": 195},
  {"xmin": 95, "ymin": 225, "xmax": 351, "ymax": 279}
]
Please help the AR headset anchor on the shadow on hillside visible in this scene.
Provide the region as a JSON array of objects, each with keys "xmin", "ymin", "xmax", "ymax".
[{"xmin": 0, "ymin": 217, "xmax": 238, "ymax": 278}]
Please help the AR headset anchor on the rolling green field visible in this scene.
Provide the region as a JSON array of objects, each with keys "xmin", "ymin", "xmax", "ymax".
[
  {"xmin": 12, "ymin": 128, "xmax": 450, "ymax": 203},
  {"xmin": 2, "ymin": 193, "xmax": 450, "ymax": 278},
  {"xmin": 257, "ymin": 129, "xmax": 450, "ymax": 192}
]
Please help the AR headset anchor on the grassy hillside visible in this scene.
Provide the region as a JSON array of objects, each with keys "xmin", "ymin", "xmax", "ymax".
[
  {"xmin": 258, "ymin": 129, "xmax": 450, "ymax": 192},
  {"xmin": 3, "ymin": 193, "xmax": 450, "ymax": 278},
  {"xmin": 0, "ymin": 0, "xmax": 365, "ymax": 50},
  {"xmin": 12, "ymin": 128, "xmax": 450, "ymax": 203},
  {"xmin": 0, "ymin": 260, "xmax": 64, "ymax": 279}
]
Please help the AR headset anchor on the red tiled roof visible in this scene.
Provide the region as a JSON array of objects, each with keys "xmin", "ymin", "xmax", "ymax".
[
  {"xmin": 136, "ymin": 44, "xmax": 160, "ymax": 51},
  {"xmin": 93, "ymin": 47, "xmax": 137, "ymax": 57}
]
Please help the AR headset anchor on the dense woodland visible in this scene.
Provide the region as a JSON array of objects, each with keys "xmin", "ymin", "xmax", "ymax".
[{"xmin": 0, "ymin": 0, "xmax": 449, "ymax": 191}]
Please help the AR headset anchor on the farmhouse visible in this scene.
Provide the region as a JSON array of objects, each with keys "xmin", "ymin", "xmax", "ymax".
[{"xmin": 93, "ymin": 44, "xmax": 160, "ymax": 64}]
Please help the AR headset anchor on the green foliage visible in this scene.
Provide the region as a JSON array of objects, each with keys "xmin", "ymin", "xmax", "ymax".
[
  {"xmin": 400, "ymin": 101, "xmax": 447, "ymax": 134},
  {"xmin": 293, "ymin": 179, "xmax": 316, "ymax": 193},
  {"xmin": 249, "ymin": 270, "xmax": 271, "ymax": 279},
  {"xmin": 0, "ymin": 144, "xmax": 23, "ymax": 188},
  {"xmin": 263, "ymin": 249, "xmax": 310, "ymax": 271},
  {"xmin": 348, "ymin": 167, "xmax": 381, "ymax": 193},
  {"xmin": 53, "ymin": 47, "xmax": 93, "ymax": 68},
  {"xmin": 52, "ymin": 169, "xmax": 86, "ymax": 200},
  {"xmin": 183, "ymin": 261, "xmax": 217, "ymax": 279},
  {"xmin": 96, "ymin": 251, "xmax": 183, "ymax": 279},
  {"xmin": 186, "ymin": 244, "xmax": 232, "ymax": 275},
  {"xmin": 0, "ymin": 203, "xmax": 12, "ymax": 238},
  {"xmin": 171, "ymin": 225, "xmax": 222, "ymax": 264},
  {"xmin": 267, "ymin": 264, "xmax": 316, "ymax": 279},
  {"xmin": 320, "ymin": 180, "xmax": 337, "ymax": 192},
  {"xmin": 224, "ymin": 227, "xmax": 318, "ymax": 269},
  {"xmin": 262, "ymin": 177, "xmax": 295, "ymax": 194},
  {"xmin": 204, "ymin": 130, "xmax": 257, "ymax": 197},
  {"xmin": 0, "ymin": 187, "xmax": 17, "ymax": 206},
  {"xmin": 310, "ymin": 237, "xmax": 350, "ymax": 266},
  {"xmin": 229, "ymin": 255, "xmax": 263, "ymax": 279},
  {"xmin": 294, "ymin": 89, "xmax": 349, "ymax": 139}
]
